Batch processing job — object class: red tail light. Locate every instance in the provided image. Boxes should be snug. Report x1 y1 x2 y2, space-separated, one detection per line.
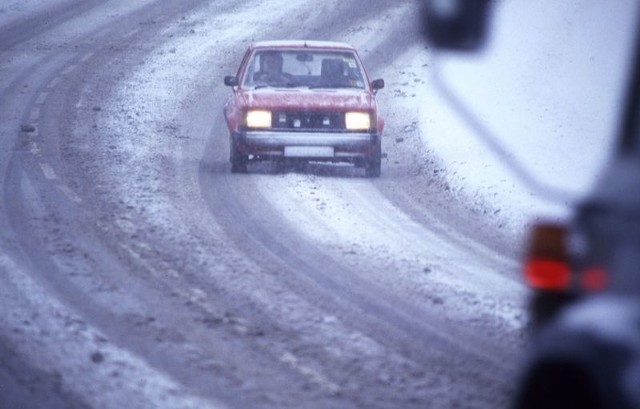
525 259 571 290
524 223 571 291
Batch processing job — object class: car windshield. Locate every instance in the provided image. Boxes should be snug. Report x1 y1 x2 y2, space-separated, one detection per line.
242 49 367 89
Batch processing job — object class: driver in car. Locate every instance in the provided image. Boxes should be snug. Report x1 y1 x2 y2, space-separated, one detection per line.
254 51 292 85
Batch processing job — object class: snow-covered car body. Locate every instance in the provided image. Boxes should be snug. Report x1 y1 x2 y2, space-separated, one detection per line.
223 40 385 176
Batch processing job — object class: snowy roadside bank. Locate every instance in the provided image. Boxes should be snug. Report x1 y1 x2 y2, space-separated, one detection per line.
417 0 638 236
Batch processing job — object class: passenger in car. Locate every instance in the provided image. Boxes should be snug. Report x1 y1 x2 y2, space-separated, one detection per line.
254 51 292 85
320 58 348 87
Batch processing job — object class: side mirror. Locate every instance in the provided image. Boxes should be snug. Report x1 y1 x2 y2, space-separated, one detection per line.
224 75 239 87
371 78 384 92
421 0 493 51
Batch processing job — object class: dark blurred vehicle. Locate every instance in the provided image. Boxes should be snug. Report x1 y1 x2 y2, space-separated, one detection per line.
223 40 385 176
421 1 640 408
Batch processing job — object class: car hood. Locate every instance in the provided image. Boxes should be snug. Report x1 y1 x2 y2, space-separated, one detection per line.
237 88 375 111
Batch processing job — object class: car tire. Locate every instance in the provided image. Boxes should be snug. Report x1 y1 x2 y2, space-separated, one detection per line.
230 139 248 173
365 141 382 178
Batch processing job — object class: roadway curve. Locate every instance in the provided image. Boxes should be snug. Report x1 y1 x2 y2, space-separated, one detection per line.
0 1 528 408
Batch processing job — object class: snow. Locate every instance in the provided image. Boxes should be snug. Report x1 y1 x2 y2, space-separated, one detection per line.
419 0 638 229
6 0 632 336
4 0 639 406
3 0 636 235
0 0 50 23
0 253 228 409
3 0 637 347
75 0 526 370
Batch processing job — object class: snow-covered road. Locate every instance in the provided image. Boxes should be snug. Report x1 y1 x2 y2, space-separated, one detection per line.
1 0 634 408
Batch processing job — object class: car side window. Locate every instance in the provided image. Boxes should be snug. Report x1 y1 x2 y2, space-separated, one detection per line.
243 56 259 86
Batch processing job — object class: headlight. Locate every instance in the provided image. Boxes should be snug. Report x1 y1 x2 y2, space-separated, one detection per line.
345 112 371 130
246 110 272 128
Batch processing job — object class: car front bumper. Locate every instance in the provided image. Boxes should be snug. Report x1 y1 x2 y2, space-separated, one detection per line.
235 130 379 159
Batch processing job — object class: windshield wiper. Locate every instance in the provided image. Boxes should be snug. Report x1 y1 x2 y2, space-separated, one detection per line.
308 84 362 90
254 82 300 90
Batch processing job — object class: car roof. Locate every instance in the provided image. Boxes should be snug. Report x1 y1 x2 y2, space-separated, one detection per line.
249 40 356 52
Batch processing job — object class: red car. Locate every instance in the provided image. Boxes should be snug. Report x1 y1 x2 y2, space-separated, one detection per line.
223 40 385 176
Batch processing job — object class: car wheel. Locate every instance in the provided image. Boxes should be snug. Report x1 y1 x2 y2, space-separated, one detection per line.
230 140 248 173
365 141 382 178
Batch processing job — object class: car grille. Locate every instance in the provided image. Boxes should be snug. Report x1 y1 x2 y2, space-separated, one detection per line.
272 111 346 131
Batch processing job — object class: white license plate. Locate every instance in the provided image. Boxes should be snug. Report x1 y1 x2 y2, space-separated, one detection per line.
284 146 334 158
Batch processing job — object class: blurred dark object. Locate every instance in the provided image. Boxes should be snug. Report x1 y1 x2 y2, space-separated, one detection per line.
420 1 640 407
517 11 640 408
513 296 640 409
421 0 493 51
